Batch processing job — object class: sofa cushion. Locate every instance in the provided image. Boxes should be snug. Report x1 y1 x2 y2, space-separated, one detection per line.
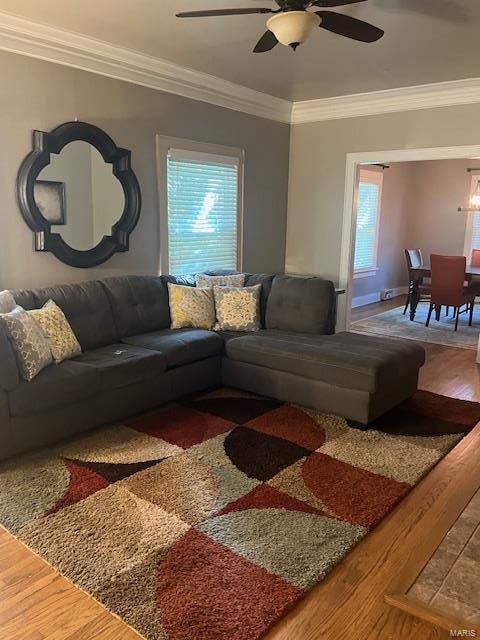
11 289 37 310
266 275 336 335
122 328 223 369
32 281 117 351
102 276 171 338
244 274 275 328
0 320 19 391
226 331 425 394
74 344 167 391
219 328 339 343
9 360 98 417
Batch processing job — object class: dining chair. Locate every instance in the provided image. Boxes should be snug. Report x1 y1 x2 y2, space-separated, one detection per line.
468 249 480 298
403 248 431 316
471 249 480 267
426 255 475 331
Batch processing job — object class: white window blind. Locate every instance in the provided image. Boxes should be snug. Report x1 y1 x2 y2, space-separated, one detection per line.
166 148 241 276
354 169 383 273
465 175 480 260
471 213 480 254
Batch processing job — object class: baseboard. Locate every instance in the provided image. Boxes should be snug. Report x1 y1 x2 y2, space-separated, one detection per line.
352 286 408 309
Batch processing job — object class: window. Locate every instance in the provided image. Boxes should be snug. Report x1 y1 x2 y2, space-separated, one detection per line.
464 174 480 261
354 169 383 277
157 136 243 276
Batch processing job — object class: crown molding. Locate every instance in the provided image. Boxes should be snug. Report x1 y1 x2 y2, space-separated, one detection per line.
291 77 480 124
0 11 292 124
2 10 480 126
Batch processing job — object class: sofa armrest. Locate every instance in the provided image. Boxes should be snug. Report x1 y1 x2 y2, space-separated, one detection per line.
265 275 337 335
0 321 20 391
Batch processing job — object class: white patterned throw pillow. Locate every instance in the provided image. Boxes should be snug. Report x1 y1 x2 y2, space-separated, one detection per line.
195 274 246 289
1 307 53 381
213 284 261 332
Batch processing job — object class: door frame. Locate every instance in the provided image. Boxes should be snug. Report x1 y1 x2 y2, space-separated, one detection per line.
340 144 480 330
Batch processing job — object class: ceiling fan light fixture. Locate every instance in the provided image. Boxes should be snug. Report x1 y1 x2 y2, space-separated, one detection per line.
266 10 320 48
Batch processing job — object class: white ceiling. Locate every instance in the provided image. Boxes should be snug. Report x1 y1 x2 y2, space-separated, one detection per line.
0 0 479 101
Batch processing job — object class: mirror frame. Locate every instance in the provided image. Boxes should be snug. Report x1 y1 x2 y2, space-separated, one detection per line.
17 121 141 268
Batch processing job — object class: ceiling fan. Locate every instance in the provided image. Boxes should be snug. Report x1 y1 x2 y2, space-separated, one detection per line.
176 0 384 53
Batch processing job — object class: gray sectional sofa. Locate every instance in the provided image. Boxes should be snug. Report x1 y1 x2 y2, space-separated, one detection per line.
0 272 425 461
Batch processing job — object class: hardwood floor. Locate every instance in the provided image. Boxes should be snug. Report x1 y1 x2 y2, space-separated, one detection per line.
352 296 480 402
1 299 479 640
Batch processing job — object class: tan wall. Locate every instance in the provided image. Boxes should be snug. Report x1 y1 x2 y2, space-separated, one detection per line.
286 104 480 325
352 162 413 299
352 158 473 300
407 159 471 260
41 141 95 250
0 51 290 290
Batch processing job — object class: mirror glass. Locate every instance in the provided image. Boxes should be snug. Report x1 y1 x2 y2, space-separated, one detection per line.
35 141 125 251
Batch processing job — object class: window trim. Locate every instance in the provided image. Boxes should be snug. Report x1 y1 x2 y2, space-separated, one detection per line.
463 173 480 261
353 168 383 279
156 134 244 275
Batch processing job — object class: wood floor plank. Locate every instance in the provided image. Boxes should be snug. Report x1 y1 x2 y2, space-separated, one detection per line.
0 531 141 640
265 419 480 640
384 595 476 634
352 297 480 402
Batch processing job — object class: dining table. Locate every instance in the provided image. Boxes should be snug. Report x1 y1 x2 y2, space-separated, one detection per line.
409 265 480 321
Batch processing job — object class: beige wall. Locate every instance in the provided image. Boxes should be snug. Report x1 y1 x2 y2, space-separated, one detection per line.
42 141 95 250
352 158 473 300
352 162 413 299
286 104 480 325
407 159 471 260
0 51 290 290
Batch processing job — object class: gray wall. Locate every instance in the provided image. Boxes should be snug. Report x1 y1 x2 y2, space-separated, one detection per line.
286 103 480 326
0 50 290 290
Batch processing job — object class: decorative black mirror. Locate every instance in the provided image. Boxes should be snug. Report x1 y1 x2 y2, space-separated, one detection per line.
17 121 141 268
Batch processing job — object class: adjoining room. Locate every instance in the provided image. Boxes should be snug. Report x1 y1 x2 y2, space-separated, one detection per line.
350 158 480 351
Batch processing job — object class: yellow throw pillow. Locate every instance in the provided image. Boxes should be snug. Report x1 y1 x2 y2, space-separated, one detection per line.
168 283 216 330
29 300 82 364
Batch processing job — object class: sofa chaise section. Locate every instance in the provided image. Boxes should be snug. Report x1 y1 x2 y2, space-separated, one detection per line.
223 331 425 424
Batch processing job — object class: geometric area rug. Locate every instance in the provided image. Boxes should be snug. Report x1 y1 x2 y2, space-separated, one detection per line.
0 389 478 640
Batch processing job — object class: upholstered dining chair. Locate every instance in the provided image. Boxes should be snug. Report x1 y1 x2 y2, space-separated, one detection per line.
426 255 475 331
468 249 480 297
403 248 431 316
471 249 480 267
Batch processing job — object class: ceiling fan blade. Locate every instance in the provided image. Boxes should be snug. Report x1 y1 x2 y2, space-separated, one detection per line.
316 10 384 42
312 0 367 7
177 8 273 18
253 30 279 53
